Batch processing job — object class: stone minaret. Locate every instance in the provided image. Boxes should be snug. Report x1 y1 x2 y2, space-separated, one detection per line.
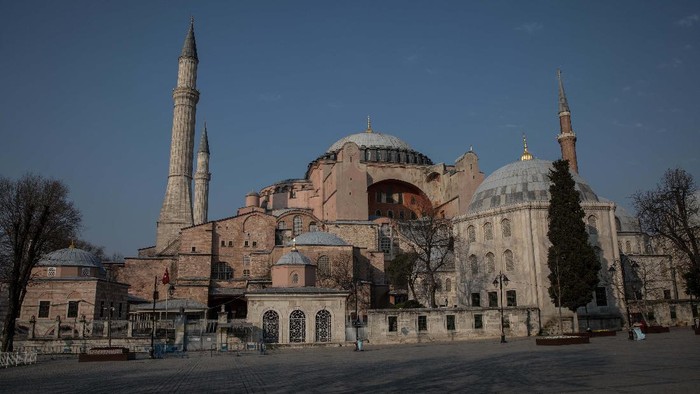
156 19 200 252
193 123 210 225
556 69 578 174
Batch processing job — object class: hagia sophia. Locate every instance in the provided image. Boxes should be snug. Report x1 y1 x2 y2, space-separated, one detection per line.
16 20 694 346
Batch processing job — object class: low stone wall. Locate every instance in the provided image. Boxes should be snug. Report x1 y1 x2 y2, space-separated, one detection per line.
367 307 540 344
13 338 161 355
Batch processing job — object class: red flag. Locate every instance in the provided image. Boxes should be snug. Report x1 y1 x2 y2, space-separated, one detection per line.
162 268 170 285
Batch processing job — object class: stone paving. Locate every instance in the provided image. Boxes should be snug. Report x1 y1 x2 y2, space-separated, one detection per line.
1 329 699 393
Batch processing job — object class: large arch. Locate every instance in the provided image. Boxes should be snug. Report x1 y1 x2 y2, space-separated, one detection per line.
368 179 432 219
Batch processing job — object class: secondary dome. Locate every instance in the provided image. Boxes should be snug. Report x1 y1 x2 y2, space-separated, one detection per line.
468 159 599 213
275 249 314 266
292 232 348 246
37 246 104 270
327 131 412 153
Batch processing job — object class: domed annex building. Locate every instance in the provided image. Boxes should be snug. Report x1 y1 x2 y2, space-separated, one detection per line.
19 245 129 338
107 21 692 345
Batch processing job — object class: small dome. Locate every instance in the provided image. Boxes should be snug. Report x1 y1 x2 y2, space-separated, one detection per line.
246 191 259 197
293 232 348 246
327 131 412 153
275 250 314 266
469 159 599 213
37 247 104 270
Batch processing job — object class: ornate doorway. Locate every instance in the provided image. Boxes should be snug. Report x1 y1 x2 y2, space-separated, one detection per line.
262 310 279 343
315 310 332 342
289 310 306 343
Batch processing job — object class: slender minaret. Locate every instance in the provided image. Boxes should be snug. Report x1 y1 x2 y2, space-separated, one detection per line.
156 19 200 252
556 69 579 174
193 123 210 225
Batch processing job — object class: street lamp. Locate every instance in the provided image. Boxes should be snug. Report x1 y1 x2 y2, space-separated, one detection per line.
493 271 509 343
150 276 159 359
104 306 115 348
353 280 371 351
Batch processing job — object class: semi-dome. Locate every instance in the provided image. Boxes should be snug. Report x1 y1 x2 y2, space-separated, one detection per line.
292 232 348 246
275 249 314 266
37 247 104 270
468 159 599 213
615 206 641 232
327 131 412 153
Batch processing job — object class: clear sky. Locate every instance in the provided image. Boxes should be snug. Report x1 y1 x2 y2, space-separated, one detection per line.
1 1 698 257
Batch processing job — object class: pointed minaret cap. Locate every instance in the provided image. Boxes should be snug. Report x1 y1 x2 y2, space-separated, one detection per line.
557 69 569 114
365 115 373 133
520 133 533 161
181 17 198 60
198 122 210 154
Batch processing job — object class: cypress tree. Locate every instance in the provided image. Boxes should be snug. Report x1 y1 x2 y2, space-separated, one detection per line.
547 160 600 331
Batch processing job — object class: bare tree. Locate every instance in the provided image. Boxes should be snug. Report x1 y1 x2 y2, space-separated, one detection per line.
0 174 81 351
396 208 453 308
633 168 699 297
386 252 419 301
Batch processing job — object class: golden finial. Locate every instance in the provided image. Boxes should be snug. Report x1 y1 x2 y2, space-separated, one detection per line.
469 145 473 152
520 133 533 161
366 115 372 133
69 239 75 249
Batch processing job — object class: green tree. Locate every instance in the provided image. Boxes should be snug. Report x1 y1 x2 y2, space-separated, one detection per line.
632 168 699 298
546 160 600 332
387 252 419 301
0 174 81 351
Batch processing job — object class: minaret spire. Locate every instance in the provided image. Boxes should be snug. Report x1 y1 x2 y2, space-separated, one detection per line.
556 69 579 174
194 122 211 225
156 19 201 252
520 133 533 161
366 115 372 133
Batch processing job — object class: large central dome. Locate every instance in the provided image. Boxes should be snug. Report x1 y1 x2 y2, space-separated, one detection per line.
327 131 412 153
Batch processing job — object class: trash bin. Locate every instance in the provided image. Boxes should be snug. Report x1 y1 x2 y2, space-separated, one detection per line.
356 339 363 351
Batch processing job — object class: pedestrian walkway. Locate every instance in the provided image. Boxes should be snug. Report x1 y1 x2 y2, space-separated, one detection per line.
1 329 699 392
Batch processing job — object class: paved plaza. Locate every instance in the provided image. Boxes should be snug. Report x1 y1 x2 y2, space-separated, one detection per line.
1 329 699 393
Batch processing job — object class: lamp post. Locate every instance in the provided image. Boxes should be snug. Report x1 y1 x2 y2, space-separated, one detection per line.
150 276 159 359
353 280 371 351
104 306 115 348
493 271 509 344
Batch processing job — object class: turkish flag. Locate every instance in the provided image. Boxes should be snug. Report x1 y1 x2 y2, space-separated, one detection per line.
162 268 170 285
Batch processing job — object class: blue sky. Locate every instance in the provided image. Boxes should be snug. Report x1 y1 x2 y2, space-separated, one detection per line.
1 1 698 257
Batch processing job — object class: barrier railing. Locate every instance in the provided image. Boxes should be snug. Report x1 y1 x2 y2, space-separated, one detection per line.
0 351 38 368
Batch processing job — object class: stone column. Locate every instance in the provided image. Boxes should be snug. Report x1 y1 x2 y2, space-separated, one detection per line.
29 316 36 339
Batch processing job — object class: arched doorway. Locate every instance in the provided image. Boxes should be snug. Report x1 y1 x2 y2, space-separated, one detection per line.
289 310 306 343
315 310 332 342
262 310 279 343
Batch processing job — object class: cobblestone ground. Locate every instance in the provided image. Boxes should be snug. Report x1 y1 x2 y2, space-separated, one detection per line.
2 328 699 393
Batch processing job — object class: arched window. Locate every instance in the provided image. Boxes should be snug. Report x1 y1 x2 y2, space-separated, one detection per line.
277 221 286 230
467 226 476 243
243 255 251 266
375 210 382 217
293 215 303 236
262 310 279 343
317 255 330 276
486 252 495 273
469 255 478 275
445 278 451 292
315 310 332 342
484 222 493 241
289 310 306 343
399 211 405 220
411 212 417 219
309 221 318 232
292 272 299 284
501 219 511 238
504 250 514 271
387 210 394 219
435 279 442 291
588 215 598 235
